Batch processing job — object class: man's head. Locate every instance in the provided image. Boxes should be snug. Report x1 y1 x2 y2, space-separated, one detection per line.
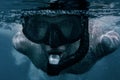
17 0 89 75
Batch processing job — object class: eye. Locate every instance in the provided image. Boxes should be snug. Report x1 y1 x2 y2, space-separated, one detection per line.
23 19 49 42
59 20 73 38
37 21 48 39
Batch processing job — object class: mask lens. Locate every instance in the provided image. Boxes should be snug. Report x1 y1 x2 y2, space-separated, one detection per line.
59 16 82 40
23 16 48 42
59 20 73 38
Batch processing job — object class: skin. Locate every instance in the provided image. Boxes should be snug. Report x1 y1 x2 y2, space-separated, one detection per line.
12 15 120 75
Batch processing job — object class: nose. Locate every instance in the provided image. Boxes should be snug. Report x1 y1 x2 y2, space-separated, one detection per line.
48 24 60 48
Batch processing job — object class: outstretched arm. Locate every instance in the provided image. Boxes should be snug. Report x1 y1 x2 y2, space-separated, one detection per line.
89 16 120 62
62 17 120 74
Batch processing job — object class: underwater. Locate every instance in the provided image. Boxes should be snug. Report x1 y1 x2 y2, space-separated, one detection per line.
0 0 120 80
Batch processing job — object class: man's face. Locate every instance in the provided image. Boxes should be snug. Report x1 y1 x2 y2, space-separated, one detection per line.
22 15 84 64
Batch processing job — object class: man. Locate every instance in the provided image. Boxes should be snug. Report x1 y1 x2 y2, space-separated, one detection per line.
12 0 120 76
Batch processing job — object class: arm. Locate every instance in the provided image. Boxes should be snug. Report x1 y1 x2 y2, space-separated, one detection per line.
61 17 120 74
12 31 48 71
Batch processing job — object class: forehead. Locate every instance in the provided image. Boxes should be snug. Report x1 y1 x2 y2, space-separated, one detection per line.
26 15 82 23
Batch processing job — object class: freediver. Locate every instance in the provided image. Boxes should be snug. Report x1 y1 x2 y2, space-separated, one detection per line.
13 0 120 76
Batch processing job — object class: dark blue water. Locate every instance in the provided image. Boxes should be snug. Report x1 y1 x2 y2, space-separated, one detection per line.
0 0 120 80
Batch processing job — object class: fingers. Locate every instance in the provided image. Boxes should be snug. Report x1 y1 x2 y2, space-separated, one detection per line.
99 31 120 53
